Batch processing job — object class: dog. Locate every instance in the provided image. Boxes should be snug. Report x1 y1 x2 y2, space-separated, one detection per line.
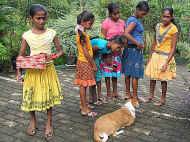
94 99 136 142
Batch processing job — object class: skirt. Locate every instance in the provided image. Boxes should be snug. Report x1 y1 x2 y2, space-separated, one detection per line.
122 46 144 78
74 60 96 87
100 55 122 78
145 52 176 81
21 63 63 112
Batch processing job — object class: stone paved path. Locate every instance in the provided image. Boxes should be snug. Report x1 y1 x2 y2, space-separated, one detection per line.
0 65 190 142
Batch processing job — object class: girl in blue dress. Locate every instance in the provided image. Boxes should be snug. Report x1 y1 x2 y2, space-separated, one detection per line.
122 1 149 107
90 35 126 104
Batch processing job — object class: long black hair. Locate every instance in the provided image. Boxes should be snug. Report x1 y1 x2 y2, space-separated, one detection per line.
109 35 126 46
77 11 95 44
136 1 149 13
107 3 119 15
77 10 95 25
29 4 47 17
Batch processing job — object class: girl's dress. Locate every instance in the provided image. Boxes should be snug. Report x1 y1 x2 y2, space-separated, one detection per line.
90 38 111 82
145 23 178 80
122 16 144 78
74 32 96 87
21 28 63 112
101 18 125 78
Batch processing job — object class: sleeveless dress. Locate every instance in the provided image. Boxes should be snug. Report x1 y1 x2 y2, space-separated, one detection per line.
21 28 63 112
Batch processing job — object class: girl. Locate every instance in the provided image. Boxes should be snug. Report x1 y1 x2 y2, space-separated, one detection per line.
17 4 63 139
74 11 97 117
90 35 126 104
101 3 125 100
122 1 149 107
145 8 178 106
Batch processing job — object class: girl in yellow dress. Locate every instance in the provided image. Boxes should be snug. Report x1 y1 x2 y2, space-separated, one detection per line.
17 4 63 139
145 8 178 106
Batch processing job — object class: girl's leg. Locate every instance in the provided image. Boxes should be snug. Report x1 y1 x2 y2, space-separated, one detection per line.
112 77 118 98
132 77 138 99
45 108 53 137
105 77 112 98
145 80 156 103
155 81 167 106
89 85 97 104
124 76 131 100
27 111 37 136
80 86 88 112
97 81 102 99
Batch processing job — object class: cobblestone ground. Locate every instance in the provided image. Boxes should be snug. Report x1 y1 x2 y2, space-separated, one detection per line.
0 65 190 142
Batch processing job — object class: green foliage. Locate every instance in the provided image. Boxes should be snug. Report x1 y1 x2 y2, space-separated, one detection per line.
0 0 190 70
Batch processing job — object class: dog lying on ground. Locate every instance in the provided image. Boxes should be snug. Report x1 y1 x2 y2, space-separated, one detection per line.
94 100 136 142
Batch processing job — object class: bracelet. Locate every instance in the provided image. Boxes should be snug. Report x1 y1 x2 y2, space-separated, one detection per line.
50 53 58 60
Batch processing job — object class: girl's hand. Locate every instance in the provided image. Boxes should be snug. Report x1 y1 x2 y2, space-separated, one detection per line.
161 63 168 72
16 69 21 81
137 43 144 49
92 64 97 72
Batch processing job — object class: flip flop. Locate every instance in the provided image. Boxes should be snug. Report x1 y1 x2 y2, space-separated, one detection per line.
153 101 165 106
81 111 97 117
144 96 154 103
94 101 102 105
26 127 37 136
44 128 53 141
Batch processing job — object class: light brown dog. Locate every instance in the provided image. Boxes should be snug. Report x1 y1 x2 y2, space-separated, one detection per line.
94 100 136 142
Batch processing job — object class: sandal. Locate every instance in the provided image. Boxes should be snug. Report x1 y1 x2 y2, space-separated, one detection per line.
153 101 165 106
94 101 102 105
81 111 97 117
98 97 108 104
144 96 154 103
44 127 53 141
26 127 37 136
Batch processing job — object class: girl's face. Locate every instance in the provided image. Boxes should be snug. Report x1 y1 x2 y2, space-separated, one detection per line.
162 10 173 26
110 42 122 52
31 10 47 30
110 8 120 22
136 10 148 19
82 19 94 30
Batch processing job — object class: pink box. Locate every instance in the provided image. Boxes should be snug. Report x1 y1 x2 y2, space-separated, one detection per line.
16 53 47 69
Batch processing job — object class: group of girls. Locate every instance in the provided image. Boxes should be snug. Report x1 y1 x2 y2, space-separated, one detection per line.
17 0 178 139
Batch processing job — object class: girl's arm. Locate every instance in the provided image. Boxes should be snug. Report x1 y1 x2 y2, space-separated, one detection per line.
124 23 144 48
81 41 97 71
19 38 27 56
166 33 178 64
101 28 107 38
161 33 178 72
17 38 27 81
53 36 64 58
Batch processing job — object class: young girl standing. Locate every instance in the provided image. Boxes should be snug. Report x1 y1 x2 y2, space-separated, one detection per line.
145 8 178 106
74 11 97 116
122 1 149 107
17 4 63 139
101 3 125 99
